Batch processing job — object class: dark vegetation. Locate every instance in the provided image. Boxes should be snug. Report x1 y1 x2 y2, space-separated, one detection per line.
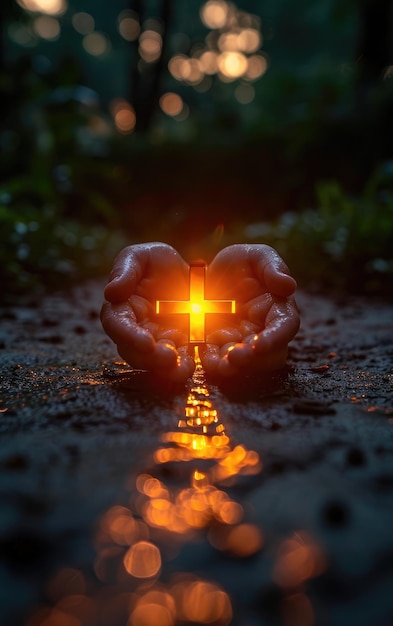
1 0 393 298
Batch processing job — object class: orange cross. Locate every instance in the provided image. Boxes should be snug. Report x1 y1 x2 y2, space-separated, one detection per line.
155 262 236 344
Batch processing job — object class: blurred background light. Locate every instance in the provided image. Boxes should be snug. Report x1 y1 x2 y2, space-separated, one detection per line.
16 0 67 16
33 16 60 40
82 32 110 57
72 11 95 35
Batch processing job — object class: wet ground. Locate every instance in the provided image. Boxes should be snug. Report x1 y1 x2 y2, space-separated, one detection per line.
0 281 393 626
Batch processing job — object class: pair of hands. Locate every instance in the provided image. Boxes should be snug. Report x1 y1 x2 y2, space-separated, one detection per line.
101 243 300 383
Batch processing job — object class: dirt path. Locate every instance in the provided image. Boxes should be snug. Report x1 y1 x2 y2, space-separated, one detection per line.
0 282 392 626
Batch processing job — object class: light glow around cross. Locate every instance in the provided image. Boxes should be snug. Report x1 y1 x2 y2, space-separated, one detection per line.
155 262 236 343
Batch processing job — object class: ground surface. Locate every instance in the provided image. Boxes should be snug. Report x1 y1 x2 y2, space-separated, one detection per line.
0 282 393 626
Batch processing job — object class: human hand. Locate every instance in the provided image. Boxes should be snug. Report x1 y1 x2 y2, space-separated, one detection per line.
200 244 300 377
101 242 195 382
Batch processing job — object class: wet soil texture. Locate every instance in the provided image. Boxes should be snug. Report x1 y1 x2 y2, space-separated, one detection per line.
0 281 393 626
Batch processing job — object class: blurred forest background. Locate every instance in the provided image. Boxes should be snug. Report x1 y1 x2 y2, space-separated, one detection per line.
1 0 393 297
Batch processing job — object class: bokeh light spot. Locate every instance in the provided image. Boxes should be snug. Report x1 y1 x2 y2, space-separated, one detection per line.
139 30 162 63
118 12 140 41
17 0 66 15
234 83 255 104
110 99 136 134
8 23 36 46
218 51 248 79
237 28 261 53
123 541 161 578
245 54 268 80
130 603 173 626
72 12 94 35
200 1 229 29
33 16 60 40
82 32 110 56
159 93 183 117
280 593 314 626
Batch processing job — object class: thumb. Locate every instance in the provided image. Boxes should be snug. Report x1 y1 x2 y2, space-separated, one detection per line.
254 246 297 297
263 262 297 297
104 247 141 303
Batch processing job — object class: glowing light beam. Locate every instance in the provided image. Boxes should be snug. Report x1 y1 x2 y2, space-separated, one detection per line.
156 262 236 344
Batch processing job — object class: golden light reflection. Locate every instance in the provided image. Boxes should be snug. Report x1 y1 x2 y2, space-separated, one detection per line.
28 348 266 626
273 532 327 589
123 541 161 579
156 262 235 344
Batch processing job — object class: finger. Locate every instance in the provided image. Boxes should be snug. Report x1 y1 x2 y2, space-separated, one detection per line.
104 242 188 303
199 343 221 376
104 245 144 303
217 353 239 377
154 341 180 368
247 292 273 326
253 245 297 297
162 345 195 383
206 326 243 346
200 343 239 377
226 342 255 368
252 296 300 354
101 301 155 353
156 327 189 346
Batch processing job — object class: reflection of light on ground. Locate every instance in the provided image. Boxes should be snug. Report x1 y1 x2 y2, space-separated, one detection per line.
27 349 326 625
124 541 162 579
273 531 327 589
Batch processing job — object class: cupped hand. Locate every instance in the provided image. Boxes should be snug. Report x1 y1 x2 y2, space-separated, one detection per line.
199 244 300 377
101 242 195 382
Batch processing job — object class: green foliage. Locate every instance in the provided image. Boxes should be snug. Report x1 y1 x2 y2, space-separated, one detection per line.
241 166 393 295
0 173 125 297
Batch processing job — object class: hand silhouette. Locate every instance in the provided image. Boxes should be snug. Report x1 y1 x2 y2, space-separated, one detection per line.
101 242 195 382
200 244 300 377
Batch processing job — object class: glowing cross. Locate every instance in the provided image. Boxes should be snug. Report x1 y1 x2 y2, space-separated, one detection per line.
155 262 236 344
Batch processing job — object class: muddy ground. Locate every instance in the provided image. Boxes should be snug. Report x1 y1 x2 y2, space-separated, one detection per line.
0 281 393 626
